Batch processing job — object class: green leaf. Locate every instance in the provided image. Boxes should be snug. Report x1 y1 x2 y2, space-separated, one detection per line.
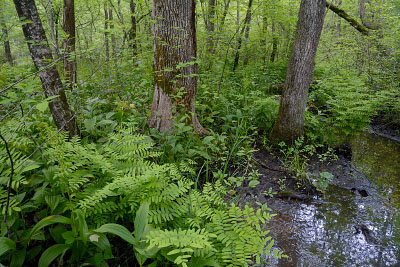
134 202 149 241
30 215 72 239
11 248 26 267
38 244 70 267
0 237 16 257
188 256 221 267
94 223 135 245
249 180 260 188
36 100 49 112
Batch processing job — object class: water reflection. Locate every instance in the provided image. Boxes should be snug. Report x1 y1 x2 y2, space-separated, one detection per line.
264 133 400 266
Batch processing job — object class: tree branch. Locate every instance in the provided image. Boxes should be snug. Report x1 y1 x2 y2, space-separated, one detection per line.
326 1 369 36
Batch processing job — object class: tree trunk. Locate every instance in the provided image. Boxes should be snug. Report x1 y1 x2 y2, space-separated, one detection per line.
0 21 13 66
206 0 216 54
13 0 78 137
270 21 278 62
129 0 137 58
104 3 110 61
62 0 77 89
219 0 231 31
271 0 325 143
149 0 208 135
360 0 381 30
233 0 253 71
109 7 116 57
40 0 59 57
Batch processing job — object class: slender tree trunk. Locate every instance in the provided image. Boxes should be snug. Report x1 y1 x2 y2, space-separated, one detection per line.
206 0 216 54
109 7 116 57
13 0 78 137
232 0 253 71
0 21 13 66
149 0 208 135
54 6 60 49
41 0 59 57
270 21 278 62
129 0 137 58
62 0 76 89
271 0 326 143
104 3 110 61
261 11 267 63
219 0 231 31
360 0 381 30
242 3 253 66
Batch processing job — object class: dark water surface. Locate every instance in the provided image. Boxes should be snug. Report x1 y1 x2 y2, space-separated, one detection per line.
264 132 400 267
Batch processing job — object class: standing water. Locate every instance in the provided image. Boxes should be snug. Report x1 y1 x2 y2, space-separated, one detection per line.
264 132 400 266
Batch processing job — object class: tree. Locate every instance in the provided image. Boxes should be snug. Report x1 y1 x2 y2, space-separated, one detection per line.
271 0 326 143
62 0 77 88
0 3 13 65
148 0 208 135
13 0 79 137
129 0 137 57
233 0 253 71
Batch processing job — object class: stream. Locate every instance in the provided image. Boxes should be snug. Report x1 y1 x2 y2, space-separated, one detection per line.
262 132 400 266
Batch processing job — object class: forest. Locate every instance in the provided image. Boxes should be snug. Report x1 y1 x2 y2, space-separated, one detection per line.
0 0 400 266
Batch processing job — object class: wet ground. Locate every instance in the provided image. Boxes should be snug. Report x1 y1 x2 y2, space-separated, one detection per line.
242 132 400 267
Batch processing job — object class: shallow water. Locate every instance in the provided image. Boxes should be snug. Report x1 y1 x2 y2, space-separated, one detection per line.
264 132 400 267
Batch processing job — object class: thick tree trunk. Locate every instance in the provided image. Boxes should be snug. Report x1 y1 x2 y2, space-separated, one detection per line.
1 21 13 66
149 0 208 135
104 3 110 61
271 0 325 143
62 0 77 89
129 0 137 58
233 0 253 71
13 0 78 137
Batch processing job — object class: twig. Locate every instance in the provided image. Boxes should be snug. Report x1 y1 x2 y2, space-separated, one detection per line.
0 132 14 239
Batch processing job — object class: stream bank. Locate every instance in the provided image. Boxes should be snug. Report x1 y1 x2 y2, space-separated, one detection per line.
240 132 400 266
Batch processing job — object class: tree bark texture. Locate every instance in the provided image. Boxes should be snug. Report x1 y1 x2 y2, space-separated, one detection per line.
62 0 77 89
271 0 326 143
149 0 208 135
0 21 13 65
326 1 369 35
13 0 78 137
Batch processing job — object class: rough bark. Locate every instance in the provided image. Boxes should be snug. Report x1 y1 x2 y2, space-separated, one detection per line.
271 0 326 143
232 0 253 71
149 0 208 135
62 0 77 89
104 3 110 61
0 21 13 66
129 0 137 57
359 0 381 30
326 1 369 36
13 0 78 137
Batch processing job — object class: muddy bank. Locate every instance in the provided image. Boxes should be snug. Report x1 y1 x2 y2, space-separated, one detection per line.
238 132 400 266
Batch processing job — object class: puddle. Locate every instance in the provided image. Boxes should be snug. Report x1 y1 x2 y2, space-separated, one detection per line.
263 132 400 266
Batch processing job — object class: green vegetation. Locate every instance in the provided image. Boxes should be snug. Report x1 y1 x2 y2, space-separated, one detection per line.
1 0 399 266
